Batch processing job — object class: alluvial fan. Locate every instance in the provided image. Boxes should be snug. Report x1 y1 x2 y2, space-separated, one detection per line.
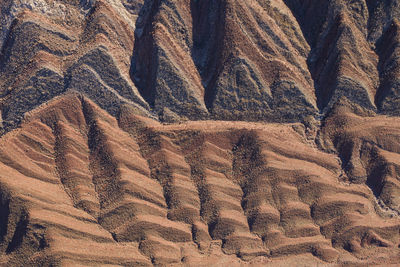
0 0 400 266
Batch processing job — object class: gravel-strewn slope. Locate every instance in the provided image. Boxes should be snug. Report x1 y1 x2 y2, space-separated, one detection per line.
0 1 400 266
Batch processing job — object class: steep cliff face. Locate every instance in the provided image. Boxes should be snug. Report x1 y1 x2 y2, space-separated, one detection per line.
1 0 400 125
131 0 317 121
0 0 400 266
0 0 150 133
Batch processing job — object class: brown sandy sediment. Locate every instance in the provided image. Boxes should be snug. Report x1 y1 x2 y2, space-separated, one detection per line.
0 0 400 266
0 93 398 265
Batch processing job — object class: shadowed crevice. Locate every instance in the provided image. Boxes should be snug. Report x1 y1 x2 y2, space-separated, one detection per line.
130 0 161 108
81 98 123 211
375 19 400 115
231 130 265 231
282 0 330 112
6 210 28 254
282 0 330 48
190 0 228 111
0 192 10 245
174 130 215 246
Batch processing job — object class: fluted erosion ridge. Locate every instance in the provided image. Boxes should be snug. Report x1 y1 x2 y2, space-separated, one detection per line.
1 0 400 127
0 0 400 266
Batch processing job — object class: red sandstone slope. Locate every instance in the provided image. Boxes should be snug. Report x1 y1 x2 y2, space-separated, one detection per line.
0 93 399 266
0 0 400 266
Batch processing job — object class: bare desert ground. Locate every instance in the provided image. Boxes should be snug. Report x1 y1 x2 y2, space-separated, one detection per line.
0 0 400 266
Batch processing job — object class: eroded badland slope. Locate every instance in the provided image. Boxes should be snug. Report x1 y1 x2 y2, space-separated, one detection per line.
0 0 400 266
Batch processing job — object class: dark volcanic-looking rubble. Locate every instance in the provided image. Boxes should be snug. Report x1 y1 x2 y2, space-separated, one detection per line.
0 0 400 266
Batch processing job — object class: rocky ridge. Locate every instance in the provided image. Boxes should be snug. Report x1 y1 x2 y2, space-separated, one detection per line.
0 0 400 266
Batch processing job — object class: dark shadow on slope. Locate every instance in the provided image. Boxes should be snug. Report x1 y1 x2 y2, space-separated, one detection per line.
232 130 265 232
283 0 330 48
364 144 386 199
0 192 10 244
190 0 228 111
283 0 330 111
0 19 18 73
375 20 400 115
129 0 161 108
6 210 28 254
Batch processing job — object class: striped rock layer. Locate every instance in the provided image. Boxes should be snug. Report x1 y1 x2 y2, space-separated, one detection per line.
0 0 400 266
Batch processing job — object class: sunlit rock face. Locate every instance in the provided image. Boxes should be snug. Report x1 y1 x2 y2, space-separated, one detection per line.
1 0 400 126
0 0 400 266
